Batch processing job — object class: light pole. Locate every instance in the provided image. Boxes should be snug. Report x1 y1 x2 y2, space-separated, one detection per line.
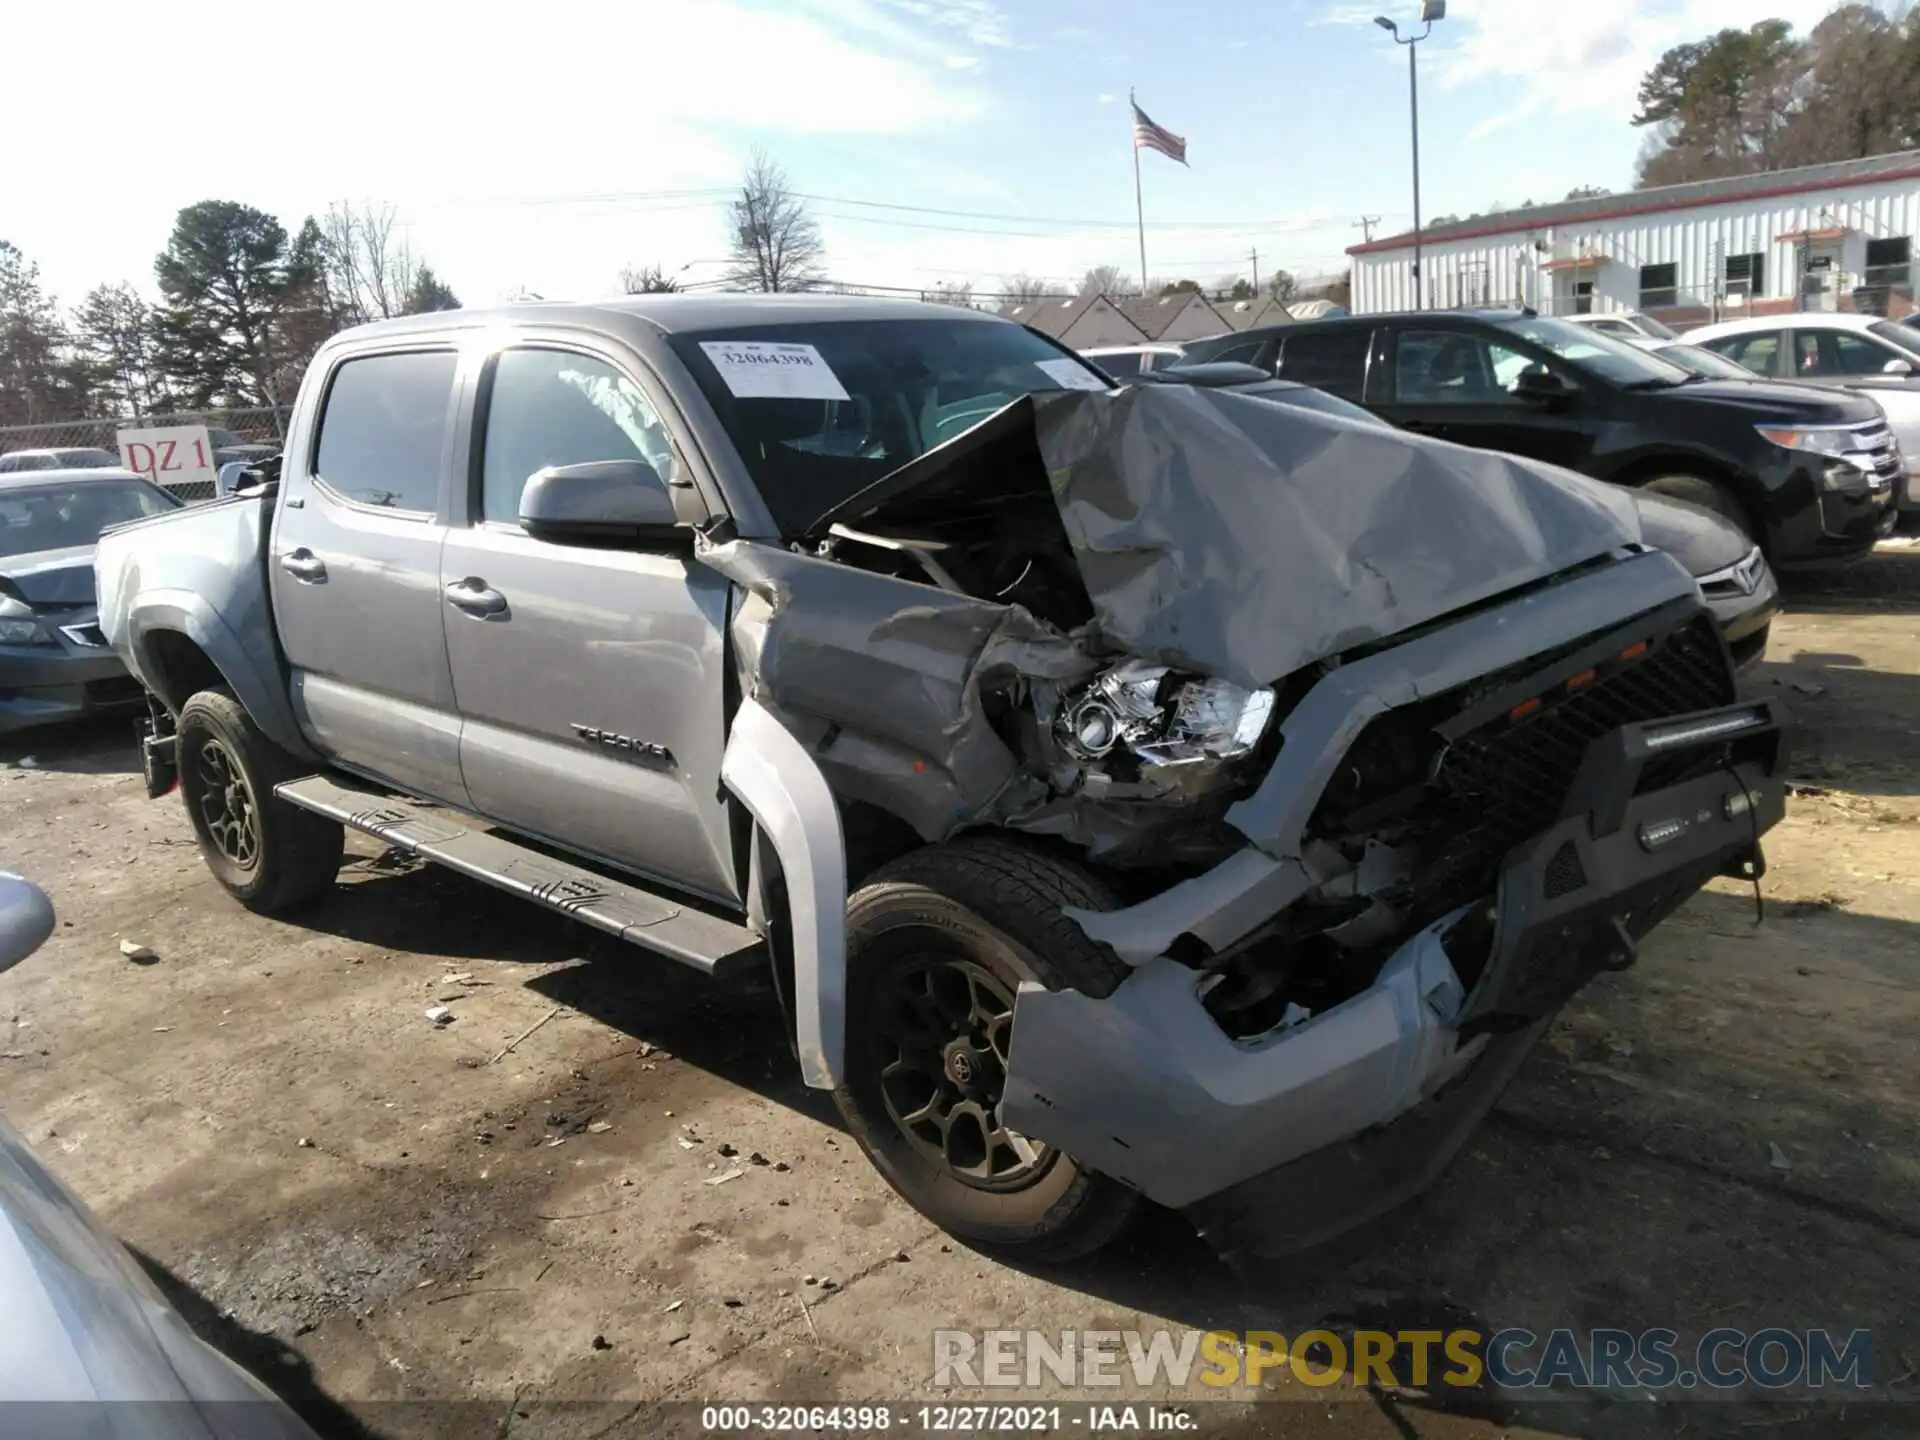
1376 1 1445 311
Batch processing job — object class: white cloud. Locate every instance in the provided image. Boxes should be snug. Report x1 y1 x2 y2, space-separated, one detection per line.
1430 0 1847 139
7 0 993 305
1097 92 1119 104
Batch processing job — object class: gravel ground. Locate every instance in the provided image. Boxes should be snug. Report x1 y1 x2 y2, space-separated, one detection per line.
1 554 1917 1440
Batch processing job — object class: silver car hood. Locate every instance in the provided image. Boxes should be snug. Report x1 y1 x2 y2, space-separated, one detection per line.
817 384 1643 689
0 1111 315 1435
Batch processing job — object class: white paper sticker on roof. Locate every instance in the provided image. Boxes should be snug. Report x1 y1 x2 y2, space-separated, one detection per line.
698 341 851 401
1035 358 1110 391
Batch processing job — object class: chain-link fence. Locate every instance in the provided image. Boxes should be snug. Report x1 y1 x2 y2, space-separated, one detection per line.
0 407 289 501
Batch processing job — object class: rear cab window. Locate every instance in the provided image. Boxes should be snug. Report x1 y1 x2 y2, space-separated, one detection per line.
1275 327 1373 401
312 350 459 513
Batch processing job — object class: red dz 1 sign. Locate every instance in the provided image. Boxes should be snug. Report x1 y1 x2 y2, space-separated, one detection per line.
116 425 218 494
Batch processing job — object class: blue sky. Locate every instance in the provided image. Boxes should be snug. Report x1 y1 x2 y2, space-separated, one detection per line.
6 0 1849 307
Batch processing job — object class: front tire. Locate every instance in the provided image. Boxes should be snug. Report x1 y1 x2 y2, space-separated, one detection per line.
1641 473 1757 544
176 689 343 915
833 836 1140 1262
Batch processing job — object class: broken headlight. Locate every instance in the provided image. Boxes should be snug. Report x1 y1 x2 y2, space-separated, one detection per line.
1059 660 1276 768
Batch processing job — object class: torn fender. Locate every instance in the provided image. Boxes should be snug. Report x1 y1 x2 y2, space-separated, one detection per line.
702 536 1096 841
720 697 847 1088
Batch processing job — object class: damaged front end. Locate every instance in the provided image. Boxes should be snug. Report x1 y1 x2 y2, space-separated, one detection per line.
706 383 1785 1257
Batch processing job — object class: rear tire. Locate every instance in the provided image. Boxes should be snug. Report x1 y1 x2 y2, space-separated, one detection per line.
176 689 343 915
1640 473 1757 544
833 836 1140 1262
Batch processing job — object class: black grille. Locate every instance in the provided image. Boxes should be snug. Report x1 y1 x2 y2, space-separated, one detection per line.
1316 615 1735 924
1542 841 1587 899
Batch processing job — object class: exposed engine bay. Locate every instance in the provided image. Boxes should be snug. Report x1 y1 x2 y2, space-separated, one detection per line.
717 383 1707 1046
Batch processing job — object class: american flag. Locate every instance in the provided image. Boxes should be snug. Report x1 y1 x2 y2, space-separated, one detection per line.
1131 99 1188 166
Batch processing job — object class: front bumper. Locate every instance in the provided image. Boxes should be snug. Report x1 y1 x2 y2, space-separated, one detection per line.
1769 459 1898 567
1703 567 1780 677
0 640 141 738
1002 702 1784 1257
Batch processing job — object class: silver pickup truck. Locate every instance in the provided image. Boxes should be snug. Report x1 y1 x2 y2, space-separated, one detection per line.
97 295 1785 1262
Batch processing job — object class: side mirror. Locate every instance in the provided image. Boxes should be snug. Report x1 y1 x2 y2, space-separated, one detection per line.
215 461 249 497
0 874 54 976
519 459 680 546
1883 357 1914 377
1513 364 1573 404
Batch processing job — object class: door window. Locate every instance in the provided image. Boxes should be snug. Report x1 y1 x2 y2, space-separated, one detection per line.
479 349 678 524
312 351 458 512
1275 329 1371 400
1706 332 1782 376
1393 330 1530 404
1793 329 1902 378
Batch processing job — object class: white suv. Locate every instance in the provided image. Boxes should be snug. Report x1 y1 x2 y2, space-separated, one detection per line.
1688 312 1920 523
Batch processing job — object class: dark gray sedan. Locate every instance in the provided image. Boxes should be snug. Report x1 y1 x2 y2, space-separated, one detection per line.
1141 363 1779 673
1 470 180 736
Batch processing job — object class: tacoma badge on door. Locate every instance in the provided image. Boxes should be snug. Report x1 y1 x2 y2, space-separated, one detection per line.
570 724 674 766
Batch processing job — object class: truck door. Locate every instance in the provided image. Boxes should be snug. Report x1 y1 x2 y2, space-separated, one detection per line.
438 340 739 907
270 344 472 806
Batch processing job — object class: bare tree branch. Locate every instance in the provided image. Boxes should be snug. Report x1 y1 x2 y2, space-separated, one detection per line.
723 150 825 293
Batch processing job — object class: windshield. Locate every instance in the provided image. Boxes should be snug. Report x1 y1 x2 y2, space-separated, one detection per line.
1868 321 1920 360
1495 315 1693 387
0 480 178 558
1628 314 1679 340
1656 344 1757 381
668 318 1111 536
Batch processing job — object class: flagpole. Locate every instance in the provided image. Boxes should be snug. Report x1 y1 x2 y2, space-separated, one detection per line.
1130 91 1148 293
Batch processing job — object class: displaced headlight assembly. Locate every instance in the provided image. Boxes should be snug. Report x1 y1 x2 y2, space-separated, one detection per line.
1754 424 1878 485
0 594 51 647
1058 660 1276 769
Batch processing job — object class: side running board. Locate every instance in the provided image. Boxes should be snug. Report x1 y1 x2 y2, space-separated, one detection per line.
277 774 764 979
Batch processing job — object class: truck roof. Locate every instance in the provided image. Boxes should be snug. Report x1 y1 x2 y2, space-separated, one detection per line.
338 293 1007 343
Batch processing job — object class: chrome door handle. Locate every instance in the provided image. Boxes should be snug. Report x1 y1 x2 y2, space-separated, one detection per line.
444 579 508 616
279 550 327 582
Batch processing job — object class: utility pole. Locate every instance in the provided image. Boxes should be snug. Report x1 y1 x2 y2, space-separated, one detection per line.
1356 215 1381 243
1376 2 1447 311
1250 248 1259 296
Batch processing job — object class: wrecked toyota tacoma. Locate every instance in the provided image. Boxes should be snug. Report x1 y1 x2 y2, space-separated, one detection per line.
95 297 1785 1262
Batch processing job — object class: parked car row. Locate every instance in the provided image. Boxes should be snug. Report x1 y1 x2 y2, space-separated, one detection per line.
1156 307 1902 565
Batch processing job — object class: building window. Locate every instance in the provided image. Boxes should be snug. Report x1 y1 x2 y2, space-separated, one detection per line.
1724 252 1765 301
1865 237 1913 290
1640 263 1678 309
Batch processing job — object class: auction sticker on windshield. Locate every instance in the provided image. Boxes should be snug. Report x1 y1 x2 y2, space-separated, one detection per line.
1034 358 1109 391
700 341 851 401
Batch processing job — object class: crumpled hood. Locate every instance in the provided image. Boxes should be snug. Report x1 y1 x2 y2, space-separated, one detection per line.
0 546 97 608
826 385 1641 689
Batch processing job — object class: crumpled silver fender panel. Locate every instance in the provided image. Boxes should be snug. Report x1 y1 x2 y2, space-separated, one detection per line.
721 697 848 1089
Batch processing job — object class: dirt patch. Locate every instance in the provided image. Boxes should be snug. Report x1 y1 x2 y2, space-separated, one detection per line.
2 564 1918 1438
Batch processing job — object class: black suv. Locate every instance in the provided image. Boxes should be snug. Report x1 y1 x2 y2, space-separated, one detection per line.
1184 309 1900 566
